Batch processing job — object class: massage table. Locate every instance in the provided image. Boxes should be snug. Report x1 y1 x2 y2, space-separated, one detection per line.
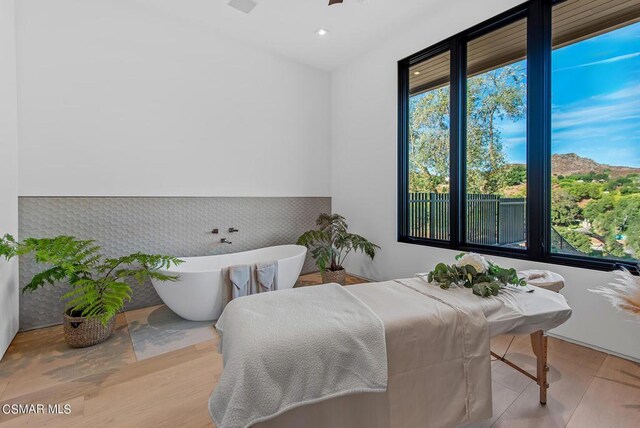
211 278 572 428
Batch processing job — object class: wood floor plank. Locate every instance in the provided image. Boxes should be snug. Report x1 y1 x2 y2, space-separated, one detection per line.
0 314 136 401
0 343 220 427
492 343 606 428
460 381 522 428
567 355 640 428
490 335 519 357
1 340 218 407
545 337 609 373
490 334 539 394
76 350 219 428
490 359 534 394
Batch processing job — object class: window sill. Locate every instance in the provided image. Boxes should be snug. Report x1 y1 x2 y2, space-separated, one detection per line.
398 236 639 274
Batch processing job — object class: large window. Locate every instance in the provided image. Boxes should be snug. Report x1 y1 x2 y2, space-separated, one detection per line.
398 0 640 271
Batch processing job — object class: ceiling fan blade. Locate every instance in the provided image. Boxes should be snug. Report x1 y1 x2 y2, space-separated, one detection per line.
329 0 343 5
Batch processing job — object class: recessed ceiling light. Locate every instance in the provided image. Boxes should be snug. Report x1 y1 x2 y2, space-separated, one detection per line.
414 71 421 75
316 28 329 36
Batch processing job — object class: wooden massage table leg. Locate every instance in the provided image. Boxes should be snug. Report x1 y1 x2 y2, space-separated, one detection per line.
491 330 549 405
532 330 549 405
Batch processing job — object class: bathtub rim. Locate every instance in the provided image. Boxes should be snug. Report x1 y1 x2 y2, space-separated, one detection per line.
163 244 307 275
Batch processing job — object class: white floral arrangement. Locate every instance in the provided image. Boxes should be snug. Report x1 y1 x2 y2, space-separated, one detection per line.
455 252 490 274
428 252 527 297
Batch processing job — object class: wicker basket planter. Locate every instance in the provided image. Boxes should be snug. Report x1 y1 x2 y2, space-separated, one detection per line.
321 268 346 285
63 312 115 348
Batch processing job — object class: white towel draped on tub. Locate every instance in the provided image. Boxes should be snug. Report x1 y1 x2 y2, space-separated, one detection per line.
223 265 251 309
256 261 277 292
209 284 388 428
229 265 251 299
222 262 279 309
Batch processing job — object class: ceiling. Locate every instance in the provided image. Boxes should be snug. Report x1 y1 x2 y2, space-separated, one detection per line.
133 0 454 71
409 0 640 95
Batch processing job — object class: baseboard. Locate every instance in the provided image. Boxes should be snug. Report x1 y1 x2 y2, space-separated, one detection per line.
548 332 640 364
346 272 377 283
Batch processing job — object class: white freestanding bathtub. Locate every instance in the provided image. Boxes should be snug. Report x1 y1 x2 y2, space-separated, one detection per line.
151 245 307 321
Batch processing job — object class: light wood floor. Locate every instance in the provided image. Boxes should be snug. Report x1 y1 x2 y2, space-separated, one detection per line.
0 273 638 427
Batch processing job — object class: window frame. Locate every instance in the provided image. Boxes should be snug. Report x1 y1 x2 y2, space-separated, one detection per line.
397 0 639 273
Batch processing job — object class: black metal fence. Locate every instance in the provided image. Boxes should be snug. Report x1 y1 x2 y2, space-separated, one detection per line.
408 192 526 245
408 192 449 240
551 227 584 256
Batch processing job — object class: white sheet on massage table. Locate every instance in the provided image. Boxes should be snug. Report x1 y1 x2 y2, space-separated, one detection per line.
251 281 571 428
479 283 572 336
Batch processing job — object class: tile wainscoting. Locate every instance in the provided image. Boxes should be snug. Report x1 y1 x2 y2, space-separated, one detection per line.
18 196 330 330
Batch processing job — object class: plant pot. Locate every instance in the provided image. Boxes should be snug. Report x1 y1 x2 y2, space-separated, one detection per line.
63 312 115 348
321 268 346 285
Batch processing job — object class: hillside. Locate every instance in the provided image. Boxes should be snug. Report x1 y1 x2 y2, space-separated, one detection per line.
552 153 640 178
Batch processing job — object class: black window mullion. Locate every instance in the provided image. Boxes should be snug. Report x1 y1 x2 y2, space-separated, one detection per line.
449 38 466 247
527 0 552 261
397 59 410 241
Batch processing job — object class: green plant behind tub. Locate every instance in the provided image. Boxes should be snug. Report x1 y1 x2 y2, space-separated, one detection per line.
296 213 380 272
15 235 183 325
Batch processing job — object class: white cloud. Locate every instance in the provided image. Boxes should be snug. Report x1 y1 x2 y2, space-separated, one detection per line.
552 99 640 129
554 52 640 72
597 84 640 100
580 52 640 67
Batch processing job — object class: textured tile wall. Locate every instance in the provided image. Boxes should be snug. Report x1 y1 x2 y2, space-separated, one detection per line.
18 197 330 331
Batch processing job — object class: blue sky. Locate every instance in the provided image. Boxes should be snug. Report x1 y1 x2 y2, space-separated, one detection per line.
501 22 640 167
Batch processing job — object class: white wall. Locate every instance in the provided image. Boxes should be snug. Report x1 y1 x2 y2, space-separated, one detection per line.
0 0 19 360
16 0 330 197
331 0 640 361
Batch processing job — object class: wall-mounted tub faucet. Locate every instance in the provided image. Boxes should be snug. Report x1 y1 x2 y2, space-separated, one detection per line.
221 238 232 244
228 227 239 233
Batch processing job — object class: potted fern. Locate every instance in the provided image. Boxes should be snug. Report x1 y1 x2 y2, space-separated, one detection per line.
1 234 182 348
296 214 380 285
